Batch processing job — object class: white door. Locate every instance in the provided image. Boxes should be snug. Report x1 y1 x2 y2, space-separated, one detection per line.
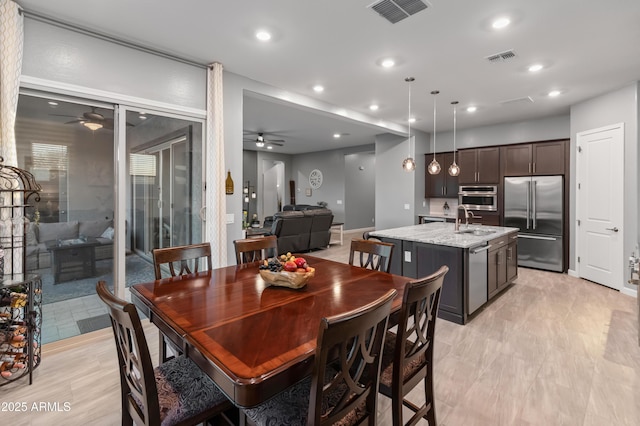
576 123 624 290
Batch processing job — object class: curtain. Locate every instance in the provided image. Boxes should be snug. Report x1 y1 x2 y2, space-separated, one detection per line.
0 0 22 166
0 0 23 275
206 62 227 266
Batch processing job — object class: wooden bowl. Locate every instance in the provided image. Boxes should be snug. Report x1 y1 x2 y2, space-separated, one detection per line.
259 268 315 289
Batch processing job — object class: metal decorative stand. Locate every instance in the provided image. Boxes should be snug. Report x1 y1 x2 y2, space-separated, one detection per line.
0 157 42 386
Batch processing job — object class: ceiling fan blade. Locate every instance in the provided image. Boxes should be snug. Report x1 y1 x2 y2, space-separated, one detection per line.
268 142 284 147
50 114 82 118
266 139 285 143
64 119 84 124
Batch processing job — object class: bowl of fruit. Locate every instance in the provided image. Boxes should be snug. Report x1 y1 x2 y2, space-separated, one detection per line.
258 253 315 289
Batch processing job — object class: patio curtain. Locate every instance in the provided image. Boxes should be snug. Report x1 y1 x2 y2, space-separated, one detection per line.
0 0 23 275
0 0 22 166
206 62 227 266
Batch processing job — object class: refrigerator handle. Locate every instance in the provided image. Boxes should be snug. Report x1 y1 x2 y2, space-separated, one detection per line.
526 180 531 229
532 180 537 229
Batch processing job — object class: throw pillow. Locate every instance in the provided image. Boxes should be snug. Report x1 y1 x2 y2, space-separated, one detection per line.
101 226 115 240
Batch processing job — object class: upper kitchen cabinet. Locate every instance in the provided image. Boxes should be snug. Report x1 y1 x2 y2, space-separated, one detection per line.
502 140 567 176
425 152 458 198
457 147 500 184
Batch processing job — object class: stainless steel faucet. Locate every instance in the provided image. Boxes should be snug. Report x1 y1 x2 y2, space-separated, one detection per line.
455 205 474 231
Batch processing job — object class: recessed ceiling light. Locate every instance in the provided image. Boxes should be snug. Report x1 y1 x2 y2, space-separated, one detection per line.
408 117 416 123
139 115 147 120
313 85 325 93
548 90 561 97
381 58 395 68
47 101 58 106
369 104 379 111
333 133 341 138
492 17 511 29
466 106 477 113
255 30 271 41
267 145 273 150
528 64 543 72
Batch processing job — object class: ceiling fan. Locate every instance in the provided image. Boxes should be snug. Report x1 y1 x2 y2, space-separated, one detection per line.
50 107 131 131
243 132 285 148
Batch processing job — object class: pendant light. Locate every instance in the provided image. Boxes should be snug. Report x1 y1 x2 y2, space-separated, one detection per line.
448 101 460 176
402 77 416 172
428 90 441 175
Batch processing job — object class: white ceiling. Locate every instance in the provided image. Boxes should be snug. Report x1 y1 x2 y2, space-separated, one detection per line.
17 0 640 154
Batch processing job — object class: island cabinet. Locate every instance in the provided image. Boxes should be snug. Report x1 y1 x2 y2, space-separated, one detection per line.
425 152 458 198
457 147 500 184
487 231 518 298
501 140 567 176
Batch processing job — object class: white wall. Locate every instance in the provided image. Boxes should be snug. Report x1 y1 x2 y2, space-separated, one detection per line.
22 19 206 110
570 83 639 288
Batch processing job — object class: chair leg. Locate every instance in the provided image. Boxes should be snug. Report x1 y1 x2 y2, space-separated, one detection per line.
391 388 404 426
424 375 436 426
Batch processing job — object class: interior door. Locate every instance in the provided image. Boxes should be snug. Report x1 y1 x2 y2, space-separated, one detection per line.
577 124 624 290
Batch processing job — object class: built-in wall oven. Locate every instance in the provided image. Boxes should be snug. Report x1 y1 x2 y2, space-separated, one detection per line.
458 185 498 212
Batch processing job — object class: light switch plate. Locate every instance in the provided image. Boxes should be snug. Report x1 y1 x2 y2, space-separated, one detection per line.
226 213 234 224
404 204 410 210
404 251 411 262
337 200 343 205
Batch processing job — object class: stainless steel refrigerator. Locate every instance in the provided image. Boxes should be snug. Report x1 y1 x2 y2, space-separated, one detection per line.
504 176 563 272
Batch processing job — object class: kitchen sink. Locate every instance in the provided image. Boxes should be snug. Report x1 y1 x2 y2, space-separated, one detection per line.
454 228 496 236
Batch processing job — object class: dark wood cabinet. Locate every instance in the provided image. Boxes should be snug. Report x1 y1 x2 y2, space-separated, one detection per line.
506 233 518 283
487 233 514 299
425 152 458 198
468 213 500 226
502 140 566 176
458 147 500 183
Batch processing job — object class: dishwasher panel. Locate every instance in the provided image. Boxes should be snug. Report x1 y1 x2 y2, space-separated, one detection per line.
468 243 489 315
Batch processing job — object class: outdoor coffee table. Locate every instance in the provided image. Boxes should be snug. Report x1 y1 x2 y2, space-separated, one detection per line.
45 237 101 284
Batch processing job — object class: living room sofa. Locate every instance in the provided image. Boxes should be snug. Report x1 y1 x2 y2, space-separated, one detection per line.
268 208 334 254
25 218 115 270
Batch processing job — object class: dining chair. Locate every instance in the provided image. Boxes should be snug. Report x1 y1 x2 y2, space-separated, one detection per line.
378 265 449 426
349 238 395 273
152 242 212 363
233 235 278 265
152 242 212 279
96 281 233 426
243 288 397 426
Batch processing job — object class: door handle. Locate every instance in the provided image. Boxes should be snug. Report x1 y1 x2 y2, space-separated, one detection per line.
606 227 619 232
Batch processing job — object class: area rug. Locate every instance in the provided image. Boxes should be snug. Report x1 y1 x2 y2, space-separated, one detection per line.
35 254 156 305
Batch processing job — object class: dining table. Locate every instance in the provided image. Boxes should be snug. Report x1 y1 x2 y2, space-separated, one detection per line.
129 254 409 408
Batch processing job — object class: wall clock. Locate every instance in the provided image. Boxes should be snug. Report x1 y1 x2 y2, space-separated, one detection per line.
309 169 323 189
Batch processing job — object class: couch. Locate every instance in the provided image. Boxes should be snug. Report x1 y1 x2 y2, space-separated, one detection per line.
268 208 333 254
25 219 115 270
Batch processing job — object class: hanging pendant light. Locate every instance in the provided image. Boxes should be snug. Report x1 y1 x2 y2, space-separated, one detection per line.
402 77 416 172
448 101 460 176
428 90 441 175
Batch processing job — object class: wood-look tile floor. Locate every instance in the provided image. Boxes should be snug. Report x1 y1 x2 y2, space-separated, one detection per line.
2 230 639 425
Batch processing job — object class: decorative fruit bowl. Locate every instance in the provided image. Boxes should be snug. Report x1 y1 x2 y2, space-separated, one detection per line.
258 254 315 289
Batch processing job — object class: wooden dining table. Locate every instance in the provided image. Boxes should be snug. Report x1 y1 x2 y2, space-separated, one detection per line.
129 254 409 408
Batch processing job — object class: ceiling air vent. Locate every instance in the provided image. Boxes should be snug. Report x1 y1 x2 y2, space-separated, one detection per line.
500 96 534 106
486 49 517 63
369 0 430 24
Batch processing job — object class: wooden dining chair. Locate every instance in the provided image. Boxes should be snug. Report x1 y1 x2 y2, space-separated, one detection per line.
96 281 233 426
152 242 212 279
233 235 278 265
243 289 397 426
349 238 395 273
152 242 212 363
378 265 449 426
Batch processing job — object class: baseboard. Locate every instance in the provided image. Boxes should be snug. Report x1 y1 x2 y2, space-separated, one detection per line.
344 226 374 235
621 286 638 298
567 269 578 277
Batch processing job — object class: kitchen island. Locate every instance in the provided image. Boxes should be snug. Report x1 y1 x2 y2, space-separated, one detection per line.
370 222 519 325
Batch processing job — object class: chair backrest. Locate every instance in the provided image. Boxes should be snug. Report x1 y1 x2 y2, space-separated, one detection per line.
308 289 396 426
233 235 278 265
96 281 159 426
152 242 212 279
393 265 448 393
349 238 395 273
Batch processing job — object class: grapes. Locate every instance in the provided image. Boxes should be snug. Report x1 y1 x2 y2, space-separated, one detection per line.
258 257 283 272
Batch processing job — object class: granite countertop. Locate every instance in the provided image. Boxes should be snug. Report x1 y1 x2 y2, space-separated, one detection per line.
369 222 519 249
